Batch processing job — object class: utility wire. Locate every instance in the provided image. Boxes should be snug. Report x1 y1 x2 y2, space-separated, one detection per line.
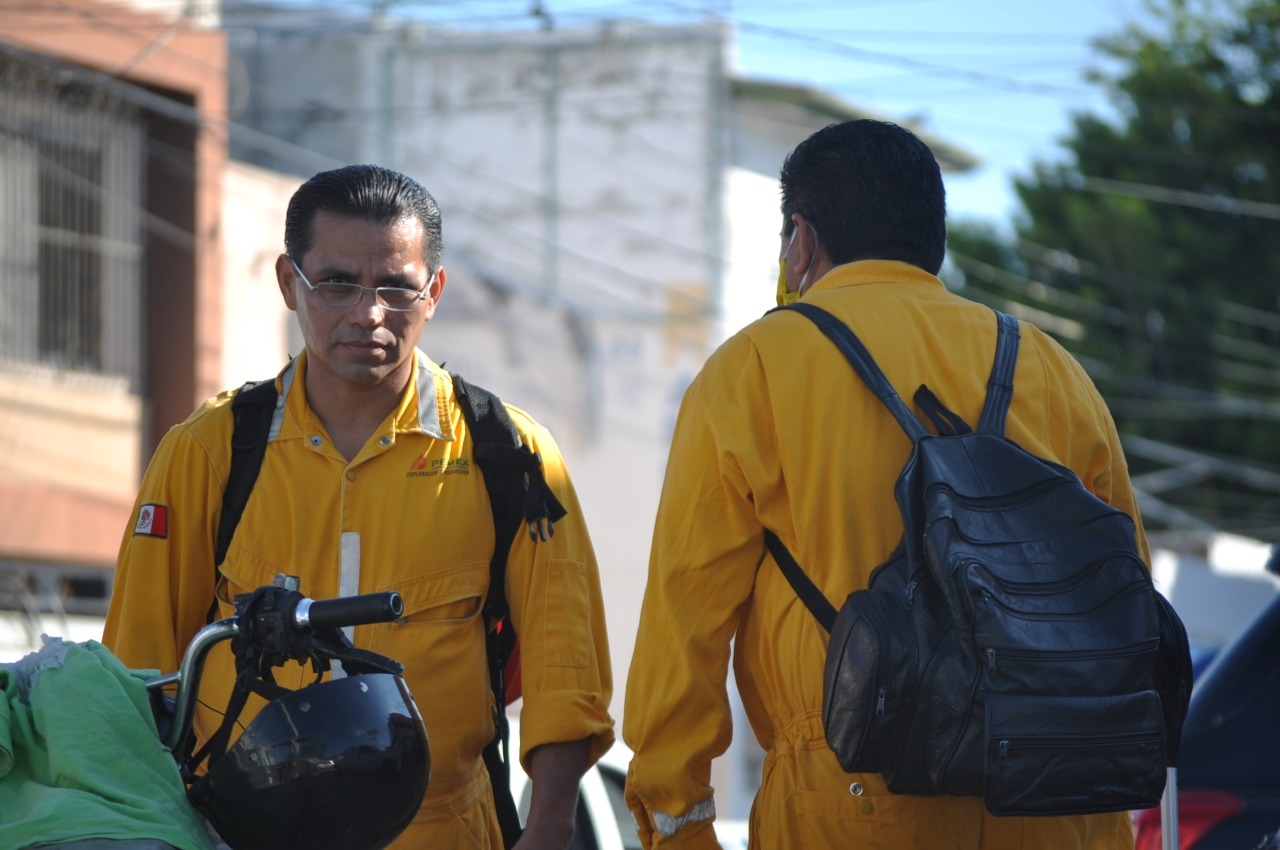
1068 174 1280 221
948 250 1280 386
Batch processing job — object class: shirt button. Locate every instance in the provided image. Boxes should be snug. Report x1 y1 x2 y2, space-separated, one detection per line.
379 436 392 446
859 800 874 815
345 470 356 481
309 435 322 447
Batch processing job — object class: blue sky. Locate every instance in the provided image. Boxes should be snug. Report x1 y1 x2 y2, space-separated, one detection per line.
717 0 1149 225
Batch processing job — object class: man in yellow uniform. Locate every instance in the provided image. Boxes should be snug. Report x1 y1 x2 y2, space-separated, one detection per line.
104 164 614 850
622 120 1145 848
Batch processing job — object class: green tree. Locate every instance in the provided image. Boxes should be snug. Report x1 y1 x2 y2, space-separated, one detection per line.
947 0 1280 535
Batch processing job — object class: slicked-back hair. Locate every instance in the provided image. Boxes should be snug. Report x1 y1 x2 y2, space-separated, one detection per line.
284 164 443 272
780 120 946 275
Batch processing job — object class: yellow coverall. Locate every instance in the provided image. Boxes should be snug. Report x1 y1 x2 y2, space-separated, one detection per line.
105 349 614 850
624 261 1144 849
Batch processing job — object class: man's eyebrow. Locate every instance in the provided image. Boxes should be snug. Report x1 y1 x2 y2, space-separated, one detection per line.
378 270 419 288
308 265 420 288
310 263 358 282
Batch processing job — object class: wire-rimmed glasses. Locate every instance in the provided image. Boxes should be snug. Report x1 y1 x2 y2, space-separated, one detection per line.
289 257 430 312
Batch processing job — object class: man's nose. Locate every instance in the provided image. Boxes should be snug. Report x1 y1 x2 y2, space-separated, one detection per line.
346 291 387 325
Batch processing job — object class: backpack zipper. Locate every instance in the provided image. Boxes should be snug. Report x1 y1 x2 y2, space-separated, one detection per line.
971 578 1151 620
982 636 1160 671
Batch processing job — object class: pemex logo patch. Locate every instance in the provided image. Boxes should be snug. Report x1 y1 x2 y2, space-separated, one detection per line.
134 504 169 538
406 455 470 478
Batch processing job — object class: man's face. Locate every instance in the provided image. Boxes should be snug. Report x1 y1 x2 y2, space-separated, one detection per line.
277 210 445 392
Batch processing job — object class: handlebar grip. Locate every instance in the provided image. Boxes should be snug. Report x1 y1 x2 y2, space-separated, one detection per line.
303 592 404 632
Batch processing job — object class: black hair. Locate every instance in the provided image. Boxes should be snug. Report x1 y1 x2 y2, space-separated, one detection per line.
779 120 946 275
284 164 443 271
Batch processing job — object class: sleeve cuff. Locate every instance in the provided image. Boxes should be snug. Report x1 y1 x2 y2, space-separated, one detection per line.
517 688 615 772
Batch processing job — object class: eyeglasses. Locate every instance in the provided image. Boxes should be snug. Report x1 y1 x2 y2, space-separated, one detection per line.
289 257 430 312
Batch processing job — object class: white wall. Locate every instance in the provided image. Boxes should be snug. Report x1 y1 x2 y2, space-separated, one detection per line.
220 160 300 387
722 166 785 339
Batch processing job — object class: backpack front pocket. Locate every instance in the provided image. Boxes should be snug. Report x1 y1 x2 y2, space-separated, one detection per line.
984 690 1166 816
824 588 918 773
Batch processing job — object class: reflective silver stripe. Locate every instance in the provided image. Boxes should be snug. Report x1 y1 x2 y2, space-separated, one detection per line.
414 349 445 439
332 531 361 679
653 797 715 838
269 360 296 442
338 531 360 609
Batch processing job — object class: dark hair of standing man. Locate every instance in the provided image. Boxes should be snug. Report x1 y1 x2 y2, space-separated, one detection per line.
779 120 947 275
284 164 444 272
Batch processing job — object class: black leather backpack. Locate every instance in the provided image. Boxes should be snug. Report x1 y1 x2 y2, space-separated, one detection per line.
766 303 1194 816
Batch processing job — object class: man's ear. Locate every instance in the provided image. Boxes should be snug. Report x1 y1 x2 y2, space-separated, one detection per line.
789 214 818 282
422 266 447 321
276 254 299 311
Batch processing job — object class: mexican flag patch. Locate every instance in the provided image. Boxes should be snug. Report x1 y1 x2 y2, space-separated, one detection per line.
134 504 169 538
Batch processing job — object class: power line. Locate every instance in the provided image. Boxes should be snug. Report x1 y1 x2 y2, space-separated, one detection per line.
948 248 1280 386
1123 434 1280 493
1012 240 1280 339
1069 174 1280 221
947 249 1280 404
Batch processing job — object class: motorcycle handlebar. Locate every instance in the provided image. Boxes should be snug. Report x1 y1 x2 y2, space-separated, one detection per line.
151 587 406 755
299 592 404 632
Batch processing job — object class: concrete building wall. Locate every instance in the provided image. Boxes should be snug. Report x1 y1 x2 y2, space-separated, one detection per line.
220 159 299 386
0 368 140 565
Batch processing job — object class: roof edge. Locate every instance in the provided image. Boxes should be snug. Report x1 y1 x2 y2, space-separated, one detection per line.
731 76 981 173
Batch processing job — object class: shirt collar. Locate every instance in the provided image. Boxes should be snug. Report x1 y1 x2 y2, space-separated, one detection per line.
278 348 449 442
806 259 946 296
405 348 449 440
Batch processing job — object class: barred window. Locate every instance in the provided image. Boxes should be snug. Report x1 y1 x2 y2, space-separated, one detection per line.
0 51 144 387
39 141 104 369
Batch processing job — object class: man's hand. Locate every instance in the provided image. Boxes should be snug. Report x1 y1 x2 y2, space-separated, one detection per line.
512 737 591 850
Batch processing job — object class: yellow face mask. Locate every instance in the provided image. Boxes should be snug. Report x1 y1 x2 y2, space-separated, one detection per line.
776 226 807 306
776 254 800 306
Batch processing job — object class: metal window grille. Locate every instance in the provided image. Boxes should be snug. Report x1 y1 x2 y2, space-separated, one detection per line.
0 51 145 387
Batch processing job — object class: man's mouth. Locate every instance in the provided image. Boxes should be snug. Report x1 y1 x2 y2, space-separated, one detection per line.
341 339 389 355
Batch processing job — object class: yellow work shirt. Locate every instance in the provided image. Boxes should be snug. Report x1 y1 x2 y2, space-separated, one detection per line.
624 261 1145 849
105 349 614 850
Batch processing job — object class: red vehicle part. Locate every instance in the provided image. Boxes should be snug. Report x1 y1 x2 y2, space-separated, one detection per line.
1133 791 1245 850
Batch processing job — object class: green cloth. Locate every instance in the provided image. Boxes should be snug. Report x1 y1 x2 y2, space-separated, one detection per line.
0 638 214 850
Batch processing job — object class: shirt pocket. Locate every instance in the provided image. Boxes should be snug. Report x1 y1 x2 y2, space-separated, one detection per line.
215 544 309 691
216 542 287 613
374 562 492 714
545 558 590 669
382 561 490 628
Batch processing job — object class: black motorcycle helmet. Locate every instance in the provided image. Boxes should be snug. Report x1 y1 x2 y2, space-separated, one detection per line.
188 672 430 850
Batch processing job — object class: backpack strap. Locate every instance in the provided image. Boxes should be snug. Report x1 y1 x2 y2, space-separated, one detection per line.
452 372 567 850
763 303 927 633
779 302 930 442
913 385 973 436
764 530 836 633
208 379 281 624
976 311 1020 435
216 379 280 567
